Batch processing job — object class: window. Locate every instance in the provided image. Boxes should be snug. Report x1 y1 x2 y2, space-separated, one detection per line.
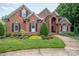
21 9 27 17
32 21 35 28
62 24 67 32
30 21 37 32
12 23 20 32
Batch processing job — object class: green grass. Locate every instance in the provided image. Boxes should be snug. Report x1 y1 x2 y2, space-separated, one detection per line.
0 37 65 53
61 32 79 40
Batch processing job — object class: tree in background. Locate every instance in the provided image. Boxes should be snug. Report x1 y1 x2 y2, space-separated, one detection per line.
40 22 49 36
1 15 8 22
56 3 79 33
0 22 5 36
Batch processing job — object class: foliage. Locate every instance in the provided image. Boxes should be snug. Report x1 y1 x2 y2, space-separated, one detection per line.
12 29 26 39
63 32 76 36
0 37 65 53
61 32 79 40
0 22 5 36
29 35 42 40
41 35 54 40
40 22 49 36
56 3 79 32
73 26 78 34
0 36 5 39
5 32 11 37
19 29 26 36
1 15 8 22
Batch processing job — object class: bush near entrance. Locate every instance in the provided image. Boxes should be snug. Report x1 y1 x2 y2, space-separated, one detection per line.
40 22 49 36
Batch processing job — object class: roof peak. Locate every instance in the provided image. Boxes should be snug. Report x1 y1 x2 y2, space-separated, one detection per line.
43 8 51 12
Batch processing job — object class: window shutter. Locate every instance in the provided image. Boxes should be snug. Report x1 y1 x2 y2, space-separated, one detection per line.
20 10 22 17
61 26 62 31
36 23 37 32
12 23 14 32
29 23 31 32
26 10 28 17
67 25 68 32
19 23 20 32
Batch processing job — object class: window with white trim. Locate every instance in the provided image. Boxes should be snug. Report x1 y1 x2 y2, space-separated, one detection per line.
30 21 36 32
22 9 27 17
12 23 20 32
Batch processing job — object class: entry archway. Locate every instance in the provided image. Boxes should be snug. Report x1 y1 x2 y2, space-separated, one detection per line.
51 17 56 32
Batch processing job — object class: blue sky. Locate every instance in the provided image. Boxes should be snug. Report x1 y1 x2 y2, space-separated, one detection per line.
0 3 59 18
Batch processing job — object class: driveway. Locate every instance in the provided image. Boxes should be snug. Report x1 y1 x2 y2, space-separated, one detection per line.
0 35 79 56
55 35 79 50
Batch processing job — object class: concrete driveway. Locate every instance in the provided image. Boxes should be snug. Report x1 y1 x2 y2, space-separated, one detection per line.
0 35 79 56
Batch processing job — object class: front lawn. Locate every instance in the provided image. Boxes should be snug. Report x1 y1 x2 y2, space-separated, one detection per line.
0 36 65 53
61 32 79 40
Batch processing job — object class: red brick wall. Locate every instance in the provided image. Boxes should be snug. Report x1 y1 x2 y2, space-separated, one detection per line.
6 10 26 33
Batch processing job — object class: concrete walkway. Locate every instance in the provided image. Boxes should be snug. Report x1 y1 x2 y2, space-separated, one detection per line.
0 35 79 56
54 35 79 50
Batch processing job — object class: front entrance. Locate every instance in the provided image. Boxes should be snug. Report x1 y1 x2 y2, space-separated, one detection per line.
51 17 56 33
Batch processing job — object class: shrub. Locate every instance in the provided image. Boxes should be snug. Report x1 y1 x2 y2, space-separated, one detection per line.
40 22 49 36
19 29 26 36
47 36 54 39
29 35 42 40
41 35 53 40
12 29 26 39
0 22 5 36
0 35 5 39
63 32 75 36
48 32 53 36
5 32 11 37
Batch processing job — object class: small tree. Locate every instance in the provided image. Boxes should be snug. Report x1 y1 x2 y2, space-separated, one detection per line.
40 22 49 36
74 26 78 34
0 22 5 36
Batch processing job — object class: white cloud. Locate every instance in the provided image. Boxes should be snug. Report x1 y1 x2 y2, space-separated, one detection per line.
1 6 9 10
1 6 13 10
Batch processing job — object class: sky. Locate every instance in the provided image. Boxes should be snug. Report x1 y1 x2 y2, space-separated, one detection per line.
0 3 59 18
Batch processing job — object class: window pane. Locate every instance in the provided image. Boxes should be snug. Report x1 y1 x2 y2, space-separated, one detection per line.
22 9 27 17
14 23 20 32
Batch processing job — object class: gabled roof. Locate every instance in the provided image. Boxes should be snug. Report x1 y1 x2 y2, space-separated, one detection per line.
38 8 51 19
60 16 71 24
51 10 59 16
7 5 33 18
24 12 43 20
64 17 71 24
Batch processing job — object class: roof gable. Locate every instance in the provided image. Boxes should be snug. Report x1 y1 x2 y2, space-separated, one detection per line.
25 12 43 20
7 5 33 18
60 17 71 24
51 11 59 16
38 8 51 19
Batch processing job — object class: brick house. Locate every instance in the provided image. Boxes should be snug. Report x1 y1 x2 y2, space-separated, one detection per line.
6 5 71 35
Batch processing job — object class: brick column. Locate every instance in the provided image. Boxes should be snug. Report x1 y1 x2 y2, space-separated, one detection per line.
68 24 71 32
